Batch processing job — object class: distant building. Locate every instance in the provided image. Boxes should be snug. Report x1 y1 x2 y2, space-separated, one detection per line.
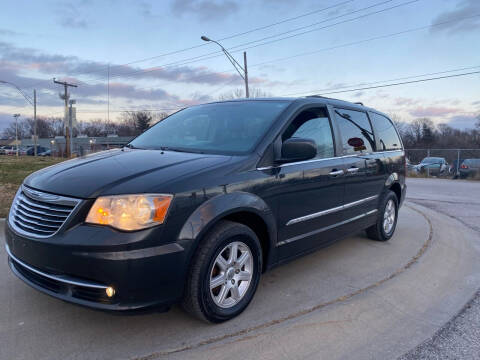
18 136 135 156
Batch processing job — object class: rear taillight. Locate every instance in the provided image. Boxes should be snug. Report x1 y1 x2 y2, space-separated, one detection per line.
461 164 468 169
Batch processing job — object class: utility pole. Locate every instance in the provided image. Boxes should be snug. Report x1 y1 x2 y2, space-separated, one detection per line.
243 51 249 98
69 99 76 156
53 78 77 157
107 63 110 123
13 113 20 157
33 89 37 156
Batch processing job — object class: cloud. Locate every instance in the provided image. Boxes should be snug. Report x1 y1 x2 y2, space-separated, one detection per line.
394 97 421 106
0 39 274 116
0 41 269 88
171 0 239 20
0 29 22 37
431 0 480 34
409 106 461 118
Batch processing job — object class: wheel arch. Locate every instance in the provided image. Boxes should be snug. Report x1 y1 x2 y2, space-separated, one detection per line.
384 172 402 204
389 182 402 204
178 191 277 272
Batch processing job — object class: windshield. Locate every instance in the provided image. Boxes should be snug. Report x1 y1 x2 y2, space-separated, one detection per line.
129 101 290 155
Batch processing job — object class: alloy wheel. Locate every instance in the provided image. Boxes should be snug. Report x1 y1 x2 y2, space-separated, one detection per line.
383 199 396 234
209 241 253 309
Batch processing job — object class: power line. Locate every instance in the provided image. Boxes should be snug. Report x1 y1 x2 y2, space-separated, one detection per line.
73 0 411 85
283 65 480 96
97 14 480 97
22 0 355 87
110 0 407 81
310 71 480 96
14 70 480 120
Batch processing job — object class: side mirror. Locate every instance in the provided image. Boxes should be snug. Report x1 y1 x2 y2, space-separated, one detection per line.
277 138 317 163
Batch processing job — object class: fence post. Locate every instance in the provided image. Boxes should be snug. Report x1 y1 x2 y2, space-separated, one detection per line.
457 149 460 178
427 148 430 177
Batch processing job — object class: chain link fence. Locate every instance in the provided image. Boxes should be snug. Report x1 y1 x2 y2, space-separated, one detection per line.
405 149 480 179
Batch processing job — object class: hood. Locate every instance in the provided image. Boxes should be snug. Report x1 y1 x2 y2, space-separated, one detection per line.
25 148 231 198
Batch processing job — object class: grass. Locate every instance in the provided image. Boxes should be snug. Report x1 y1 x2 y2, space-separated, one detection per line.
0 156 65 218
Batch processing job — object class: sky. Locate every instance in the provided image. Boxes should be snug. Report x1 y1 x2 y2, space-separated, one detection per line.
0 0 479 132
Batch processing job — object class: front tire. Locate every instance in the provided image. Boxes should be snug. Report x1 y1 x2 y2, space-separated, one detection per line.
366 191 399 241
182 220 262 323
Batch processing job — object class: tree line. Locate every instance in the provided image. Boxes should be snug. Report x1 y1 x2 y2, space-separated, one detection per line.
2 106 479 151
1 111 168 139
392 116 480 149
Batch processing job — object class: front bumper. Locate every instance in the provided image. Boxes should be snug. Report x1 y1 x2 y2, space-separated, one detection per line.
5 221 187 310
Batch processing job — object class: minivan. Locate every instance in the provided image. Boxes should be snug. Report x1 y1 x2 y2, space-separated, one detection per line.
5 97 406 322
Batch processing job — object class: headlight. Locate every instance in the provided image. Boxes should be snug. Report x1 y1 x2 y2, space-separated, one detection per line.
86 194 173 231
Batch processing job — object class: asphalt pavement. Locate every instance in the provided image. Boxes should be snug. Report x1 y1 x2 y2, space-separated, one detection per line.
0 178 479 360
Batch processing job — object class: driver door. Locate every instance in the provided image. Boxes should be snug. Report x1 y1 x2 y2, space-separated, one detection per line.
271 108 346 260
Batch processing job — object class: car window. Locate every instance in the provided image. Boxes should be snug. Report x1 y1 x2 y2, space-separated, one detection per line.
464 159 479 166
370 113 402 151
283 108 335 159
334 108 374 154
422 157 442 164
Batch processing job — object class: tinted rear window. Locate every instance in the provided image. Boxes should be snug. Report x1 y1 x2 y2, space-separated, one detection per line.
370 113 402 151
334 108 375 155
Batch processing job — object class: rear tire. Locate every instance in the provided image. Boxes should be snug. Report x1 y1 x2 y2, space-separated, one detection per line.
366 191 399 242
181 220 262 323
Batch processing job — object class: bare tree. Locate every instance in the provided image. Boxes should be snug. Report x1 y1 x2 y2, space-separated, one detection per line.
218 87 271 100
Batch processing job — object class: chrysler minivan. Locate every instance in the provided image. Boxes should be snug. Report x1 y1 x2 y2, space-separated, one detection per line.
5 96 406 322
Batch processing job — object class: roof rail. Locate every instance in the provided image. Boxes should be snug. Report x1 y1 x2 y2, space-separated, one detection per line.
354 102 364 106
306 95 327 98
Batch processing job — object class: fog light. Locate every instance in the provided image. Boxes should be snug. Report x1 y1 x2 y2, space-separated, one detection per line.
105 286 115 298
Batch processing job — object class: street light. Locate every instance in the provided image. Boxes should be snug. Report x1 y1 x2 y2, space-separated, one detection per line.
201 35 249 98
1 80 38 156
13 114 20 157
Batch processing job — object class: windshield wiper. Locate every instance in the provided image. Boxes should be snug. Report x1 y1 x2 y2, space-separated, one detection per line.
159 146 204 154
123 143 145 150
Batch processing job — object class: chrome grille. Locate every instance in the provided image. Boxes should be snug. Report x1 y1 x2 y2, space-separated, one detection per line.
9 186 80 238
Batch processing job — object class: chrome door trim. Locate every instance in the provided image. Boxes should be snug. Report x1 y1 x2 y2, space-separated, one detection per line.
256 155 356 171
255 150 404 171
286 195 378 226
278 209 378 247
6 244 108 290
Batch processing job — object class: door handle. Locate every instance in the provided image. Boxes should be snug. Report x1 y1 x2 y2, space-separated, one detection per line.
347 167 359 173
329 169 344 177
